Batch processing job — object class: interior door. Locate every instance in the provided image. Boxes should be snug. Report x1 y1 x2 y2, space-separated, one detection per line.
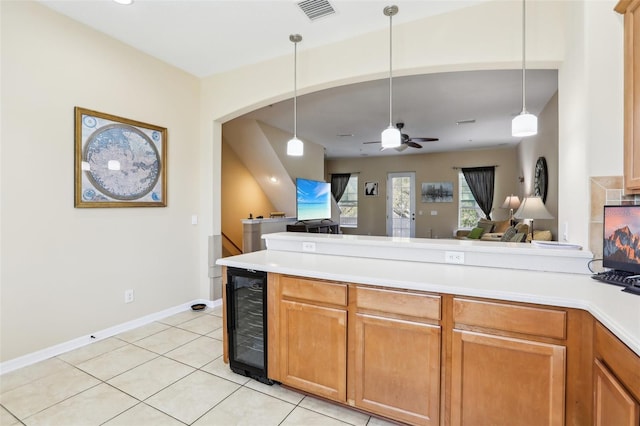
386 172 416 237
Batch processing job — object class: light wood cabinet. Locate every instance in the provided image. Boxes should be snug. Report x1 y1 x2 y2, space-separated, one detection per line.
594 359 640 426
594 321 640 426
350 286 441 425
450 298 567 425
273 276 348 402
616 0 640 193
263 274 640 426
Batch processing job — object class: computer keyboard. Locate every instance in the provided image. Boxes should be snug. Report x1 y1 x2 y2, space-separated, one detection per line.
591 270 637 286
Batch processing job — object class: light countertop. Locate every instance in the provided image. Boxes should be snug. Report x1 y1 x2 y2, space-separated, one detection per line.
217 249 640 356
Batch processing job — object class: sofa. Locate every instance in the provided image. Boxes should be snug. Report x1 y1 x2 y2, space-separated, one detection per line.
455 218 551 243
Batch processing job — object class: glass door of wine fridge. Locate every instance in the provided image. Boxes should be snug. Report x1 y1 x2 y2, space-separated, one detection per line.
226 267 272 384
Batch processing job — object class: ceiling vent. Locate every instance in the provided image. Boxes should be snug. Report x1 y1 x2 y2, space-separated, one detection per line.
297 0 336 21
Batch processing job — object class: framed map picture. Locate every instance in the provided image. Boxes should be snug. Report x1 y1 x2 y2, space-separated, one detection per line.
74 107 167 208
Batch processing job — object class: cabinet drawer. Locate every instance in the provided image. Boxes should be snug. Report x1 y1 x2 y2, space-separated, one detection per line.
280 276 347 306
453 298 566 339
354 286 440 321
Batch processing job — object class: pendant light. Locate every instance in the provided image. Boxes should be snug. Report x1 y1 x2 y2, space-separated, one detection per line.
381 5 401 149
287 34 304 156
512 0 537 137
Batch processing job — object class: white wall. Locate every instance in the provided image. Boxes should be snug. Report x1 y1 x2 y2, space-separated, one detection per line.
1 2 202 362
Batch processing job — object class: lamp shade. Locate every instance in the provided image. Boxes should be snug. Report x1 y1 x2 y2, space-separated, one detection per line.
512 112 538 137
514 196 553 220
286 137 303 156
381 126 401 148
501 194 521 210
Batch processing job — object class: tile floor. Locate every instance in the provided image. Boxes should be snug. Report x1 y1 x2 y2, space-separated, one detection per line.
0 306 397 426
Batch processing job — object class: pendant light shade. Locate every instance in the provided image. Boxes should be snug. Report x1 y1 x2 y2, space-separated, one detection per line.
512 0 537 138
512 112 538 137
287 34 304 156
381 5 401 149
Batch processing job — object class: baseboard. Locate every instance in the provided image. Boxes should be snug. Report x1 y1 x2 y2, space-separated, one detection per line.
0 298 222 375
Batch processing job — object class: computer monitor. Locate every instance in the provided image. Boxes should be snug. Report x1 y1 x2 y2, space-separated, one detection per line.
602 205 640 274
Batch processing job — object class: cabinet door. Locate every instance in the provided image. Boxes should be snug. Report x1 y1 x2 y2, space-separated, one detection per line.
594 359 640 426
279 299 347 402
618 0 640 192
353 313 440 425
451 330 566 426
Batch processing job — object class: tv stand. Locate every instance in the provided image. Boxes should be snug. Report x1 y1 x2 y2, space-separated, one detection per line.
287 220 339 234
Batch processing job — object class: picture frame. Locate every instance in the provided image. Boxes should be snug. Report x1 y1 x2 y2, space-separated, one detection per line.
74 107 167 208
364 181 379 197
421 181 453 203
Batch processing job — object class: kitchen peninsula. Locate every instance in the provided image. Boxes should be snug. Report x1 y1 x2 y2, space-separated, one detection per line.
217 233 640 425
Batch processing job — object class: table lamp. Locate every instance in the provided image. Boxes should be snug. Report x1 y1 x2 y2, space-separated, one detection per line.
513 196 553 241
501 194 521 226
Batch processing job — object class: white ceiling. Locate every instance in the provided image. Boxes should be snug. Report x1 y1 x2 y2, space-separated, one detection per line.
39 0 559 159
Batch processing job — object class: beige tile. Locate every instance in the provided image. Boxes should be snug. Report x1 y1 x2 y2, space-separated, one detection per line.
210 304 223 317
176 315 223 335
193 386 294 426
77 344 157 381
0 357 74 393
590 178 606 222
200 356 250 385
57 337 128 365
208 327 223 341
244 380 305 405
0 367 100 419
367 415 402 426
104 402 185 426
300 395 370 426
164 336 222 368
116 321 170 343
145 370 240 424
282 406 355 425
0 405 21 426
135 326 200 355
159 310 206 326
591 176 623 190
24 383 137 426
107 356 194 400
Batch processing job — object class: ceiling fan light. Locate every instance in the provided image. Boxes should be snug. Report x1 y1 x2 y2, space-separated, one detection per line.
287 137 304 156
512 112 537 137
381 126 401 148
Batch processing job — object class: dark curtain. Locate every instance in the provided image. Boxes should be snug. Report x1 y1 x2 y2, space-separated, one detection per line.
330 173 351 202
462 166 495 220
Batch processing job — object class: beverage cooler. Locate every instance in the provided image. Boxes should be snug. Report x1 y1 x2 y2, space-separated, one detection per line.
226 267 272 384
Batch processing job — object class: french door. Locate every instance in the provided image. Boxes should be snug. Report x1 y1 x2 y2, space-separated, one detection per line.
386 172 416 237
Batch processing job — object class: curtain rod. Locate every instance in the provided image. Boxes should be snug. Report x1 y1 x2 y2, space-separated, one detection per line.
452 165 499 170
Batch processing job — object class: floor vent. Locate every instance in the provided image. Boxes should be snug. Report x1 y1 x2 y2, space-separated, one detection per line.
297 0 336 21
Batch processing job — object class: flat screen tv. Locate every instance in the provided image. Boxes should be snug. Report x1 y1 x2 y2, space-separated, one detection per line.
603 205 640 274
296 178 331 221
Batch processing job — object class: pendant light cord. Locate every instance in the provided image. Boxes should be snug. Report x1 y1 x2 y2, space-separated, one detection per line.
293 38 298 138
521 0 527 114
388 10 393 127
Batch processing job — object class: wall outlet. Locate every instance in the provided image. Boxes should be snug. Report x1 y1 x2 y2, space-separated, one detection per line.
302 242 316 252
124 289 134 303
445 251 465 264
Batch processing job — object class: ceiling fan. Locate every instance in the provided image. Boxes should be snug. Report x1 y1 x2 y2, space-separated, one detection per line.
363 122 439 151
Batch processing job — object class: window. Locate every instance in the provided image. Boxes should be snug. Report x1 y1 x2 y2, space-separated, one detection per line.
458 172 482 228
338 175 358 227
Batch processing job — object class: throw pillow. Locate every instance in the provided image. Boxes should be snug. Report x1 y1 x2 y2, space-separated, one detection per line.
510 232 526 243
500 226 517 242
467 227 485 239
477 219 495 233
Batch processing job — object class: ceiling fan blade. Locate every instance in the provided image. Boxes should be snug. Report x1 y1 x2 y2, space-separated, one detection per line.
363 141 381 145
406 141 423 149
394 144 408 152
410 137 439 142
